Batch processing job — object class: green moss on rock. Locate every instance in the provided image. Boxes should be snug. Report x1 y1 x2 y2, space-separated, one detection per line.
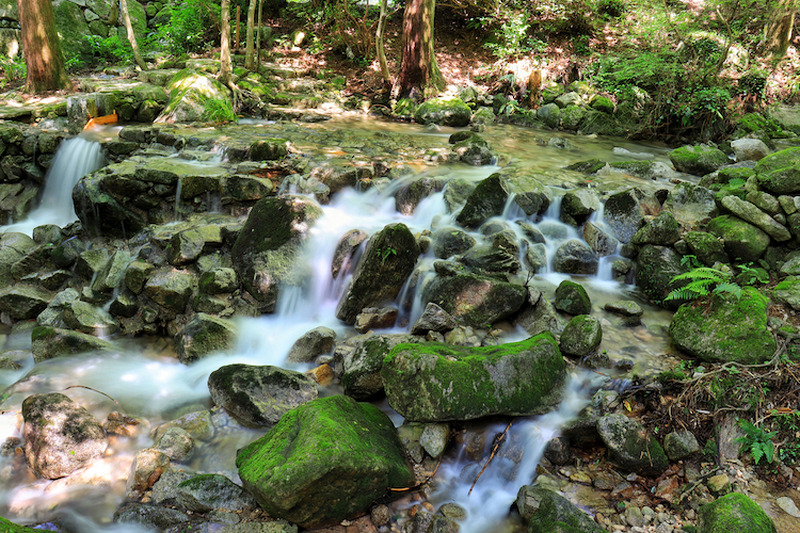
698 493 776 533
669 287 776 364
381 333 567 421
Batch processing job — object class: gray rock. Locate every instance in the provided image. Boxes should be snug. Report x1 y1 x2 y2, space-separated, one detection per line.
720 195 791 241
559 315 602 357
113 502 191 530
207 364 318 428
62 300 119 335
583 222 618 256
603 188 650 243
354 306 398 333
456 174 510 229
22 393 108 479
331 229 368 279
144 268 195 312
731 138 770 161
432 226 476 258
663 430 700 461
631 211 681 246
664 182 717 230
155 427 195 462
175 474 258 513
30 326 116 362
126 448 170 500
286 326 336 363
597 413 667 476
0 285 51 319
552 240 599 275
423 273 526 327
560 188 600 226
411 302 459 335
341 334 417 400
174 313 237 363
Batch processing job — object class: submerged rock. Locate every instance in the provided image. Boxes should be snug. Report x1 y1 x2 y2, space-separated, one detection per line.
236 395 414 528
22 393 108 479
208 364 318 428
381 333 567 421
669 287 776 364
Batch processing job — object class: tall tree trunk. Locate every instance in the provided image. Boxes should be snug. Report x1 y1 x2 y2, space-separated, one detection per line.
235 5 241 49
219 0 233 85
245 0 257 70
764 0 797 59
397 0 443 99
376 0 390 86
16 0 71 93
120 0 147 70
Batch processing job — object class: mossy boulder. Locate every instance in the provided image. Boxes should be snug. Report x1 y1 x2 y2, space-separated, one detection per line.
697 493 776 533
208 364 318 428
144 268 196 313
669 144 730 176
341 334 417 400
175 473 259 513
554 280 591 315
707 215 770 262
336 223 420 324
664 182 717 229
236 395 414 529
381 333 567 421
559 315 602 357
156 69 235 124
774 276 800 310
0 517 38 532
552 240 598 275
456 173 510 228
631 211 680 246
414 97 471 127
755 147 800 194
597 413 668 476
669 287 776 364
684 231 729 266
231 195 323 310
423 273 526 327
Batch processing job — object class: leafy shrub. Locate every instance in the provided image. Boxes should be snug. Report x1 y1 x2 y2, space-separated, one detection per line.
85 34 136 66
0 55 26 86
152 0 220 55
736 419 776 465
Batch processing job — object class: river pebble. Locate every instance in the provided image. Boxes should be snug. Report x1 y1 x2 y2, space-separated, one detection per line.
777 496 800 517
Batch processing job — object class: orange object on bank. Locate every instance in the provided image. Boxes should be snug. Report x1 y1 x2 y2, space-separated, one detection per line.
84 111 118 130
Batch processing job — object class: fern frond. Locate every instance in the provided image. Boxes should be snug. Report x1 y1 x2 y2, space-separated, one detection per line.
671 267 729 282
664 288 700 302
713 283 743 300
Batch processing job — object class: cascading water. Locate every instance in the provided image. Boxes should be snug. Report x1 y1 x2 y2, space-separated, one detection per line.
2 133 106 235
0 118 679 532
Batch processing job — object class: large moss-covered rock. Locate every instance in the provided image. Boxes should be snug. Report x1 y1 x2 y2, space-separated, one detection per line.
635 245 688 309
684 231 729 266
698 493 776 533
156 69 235 123
423 273 526 327
456 173 510 229
774 276 800 310
669 144 729 176
521 486 608 533
336 223 419 324
0 517 38 532
707 215 770 262
381 334 567 421
414 97 471 127
631 211 681 246
597 413 668 476
755 147 800 194
236 395 414 528
560 188 600 226
670 287 776 364
231 195 322 310
208 364 318 428
22 392 108 479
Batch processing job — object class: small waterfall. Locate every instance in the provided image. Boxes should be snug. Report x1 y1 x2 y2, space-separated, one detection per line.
431 372 601 533
2 136 105 235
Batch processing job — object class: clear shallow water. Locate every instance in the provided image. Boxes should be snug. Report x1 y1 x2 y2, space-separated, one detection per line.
0 118 677 531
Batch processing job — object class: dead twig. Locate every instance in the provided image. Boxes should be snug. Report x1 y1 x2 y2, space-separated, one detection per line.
468 418 515 495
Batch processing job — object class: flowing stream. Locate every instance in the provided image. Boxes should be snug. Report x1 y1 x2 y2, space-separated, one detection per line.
0 119 678 532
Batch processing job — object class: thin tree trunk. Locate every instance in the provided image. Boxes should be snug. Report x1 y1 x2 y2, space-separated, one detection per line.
219 0 233 85
376 0 390 86
16 0 71 93
235 5 241 49
120 0 147 70
397 0 443 99
256 0 264 70
245 0 257 70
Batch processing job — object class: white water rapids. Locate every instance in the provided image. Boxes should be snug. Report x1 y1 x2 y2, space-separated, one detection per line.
0 122 676 532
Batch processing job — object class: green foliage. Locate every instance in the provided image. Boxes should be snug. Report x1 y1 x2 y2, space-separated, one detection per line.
736 262 769 286
773 410 800 464
596 0 627 18
736 419 777 465
0 55 26 87
657 360 694 383
202 98 237 124
376 246 397 265
664 266 741 302
152 0 220 55
84 34 136 66
483 15 532 60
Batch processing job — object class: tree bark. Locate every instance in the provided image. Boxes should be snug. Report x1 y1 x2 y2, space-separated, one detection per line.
16 0 71 93
376 0 390 86
120 0 147 70
764 0 797 59
245 0 257 70
397 0 443 99
256 0 264 69
219 0 233 85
